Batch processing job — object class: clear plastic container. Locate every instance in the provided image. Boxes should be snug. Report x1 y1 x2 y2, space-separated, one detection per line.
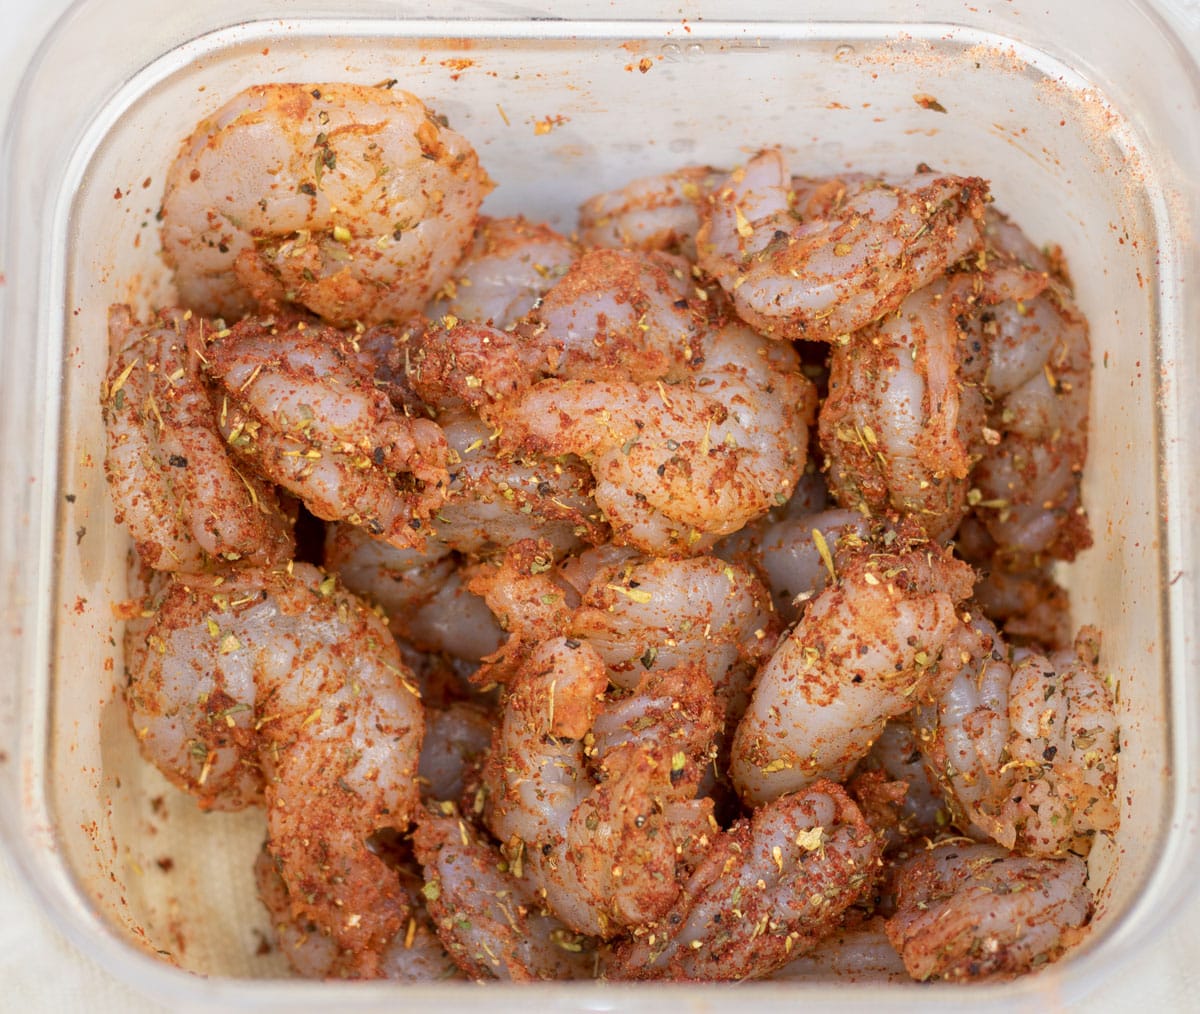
2 0 1198 1008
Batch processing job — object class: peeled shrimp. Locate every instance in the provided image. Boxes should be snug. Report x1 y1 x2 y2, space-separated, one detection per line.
609 781 881 981
569 552 776 717
324 523 505 662
412 811 597 981
820 275 987 541
852 718 952 847
967 212 1093 567
102 306 294 570
492 320 816 554
205 315 449 548
731 532 976 806
482 637 718 938
913 621 1119 855
418 702 494 807
254 845 462 981
161 82 491 327
885 841 1092 981
426 215 577 329
125 563 424 973
578 166 724 259
769 917 908 983
696 149 986 341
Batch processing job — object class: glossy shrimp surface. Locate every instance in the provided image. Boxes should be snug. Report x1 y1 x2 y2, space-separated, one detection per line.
493 321 816 554
413 811 597 981
578 166 725 259
914 622 1119 856
885 841 1092 981
819 276 987 542
731 532 976 805
102 306 295 570
482 637 718 938
609 781 881 980
205 315 449 548
161 82 491 326
967 213 1093 568
426 215 577 329
696 149 986 341
126 564 424 973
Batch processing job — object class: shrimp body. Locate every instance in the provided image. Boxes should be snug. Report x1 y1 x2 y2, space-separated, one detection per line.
697 149 986 341
483 637 718 937
426 215 577 329
731 536 975 806
413 812 597 981
968 212 1092 567
914 623 1119 855
493 322 816 554
206 316 449 548
161 82 491 326
885 842 1092 981
610 781 881 980
578 166 724 259
324 523 505 661
820 276 986 541
126 564 424 971
102 306 294 570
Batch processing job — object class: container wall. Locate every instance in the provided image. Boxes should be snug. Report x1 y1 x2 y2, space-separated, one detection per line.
4 1 1198 1008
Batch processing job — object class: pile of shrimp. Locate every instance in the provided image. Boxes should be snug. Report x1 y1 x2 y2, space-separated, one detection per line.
102 81 1119 986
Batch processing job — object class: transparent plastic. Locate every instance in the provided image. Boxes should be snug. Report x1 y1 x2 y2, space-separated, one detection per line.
1 1 1198 1009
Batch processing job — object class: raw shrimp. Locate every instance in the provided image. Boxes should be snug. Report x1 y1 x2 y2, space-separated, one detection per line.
696 149 987 341
434 409 605 557
967 211 1093 567
418 702 494 807
569 552 776 717
125 563 424 973
482 637 718 938
578 166 724 259
102 306 294 570
412 811 598 981
819 275 987 542
426 215 577 329
324 523 505 662
852 718 952 847
492 321 816 554
884 841 1092 981
205 315 449 548
716 475 870 627
769 916 908 983
161 82 491 327
730 531 976 806
913 621 1119 855
254 846 462 981
609 781 881 981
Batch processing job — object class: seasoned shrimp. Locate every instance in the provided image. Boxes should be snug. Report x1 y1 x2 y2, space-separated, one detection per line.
769 917 908 983
717 480 870 627
609 781 881 981
126 564 424 973
102 306 294 570
913 621 1119 855
426 215 577 329
853 718 952 846
696 149 987 341
482 637 718 938
820 275 987 541
418 702 494 807
578 166 724 259
324 523 505 661
966 211 1093 567
492 321 816 554
413 811 598 981
885 841 1092 981
569 552 776 716
161 82 491 327
254 845 462 981
205 315 449 548
731 531 976 806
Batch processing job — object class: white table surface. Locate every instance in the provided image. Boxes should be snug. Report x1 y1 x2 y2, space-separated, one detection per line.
2 1 1199 1010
